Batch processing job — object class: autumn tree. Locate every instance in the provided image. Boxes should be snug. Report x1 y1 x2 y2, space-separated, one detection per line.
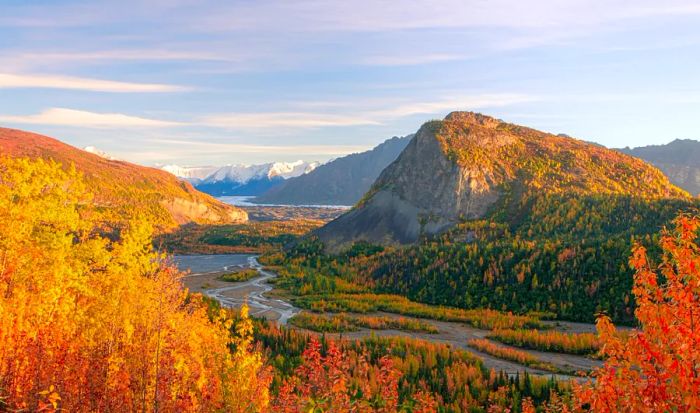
575 214 700 411
0 158 270 411
273 337 436 412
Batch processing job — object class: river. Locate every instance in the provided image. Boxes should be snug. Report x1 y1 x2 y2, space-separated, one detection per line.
175 254 300 324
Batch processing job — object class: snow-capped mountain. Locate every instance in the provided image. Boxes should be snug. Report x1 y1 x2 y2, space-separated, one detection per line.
203 160 319 184
161 160 320 196
83 146 119 161
160 165 220 184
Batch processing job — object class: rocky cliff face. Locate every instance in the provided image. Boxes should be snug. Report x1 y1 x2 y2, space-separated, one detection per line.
314 112 688 251
618 139 700 196
657 165 700 197
0 127 247 229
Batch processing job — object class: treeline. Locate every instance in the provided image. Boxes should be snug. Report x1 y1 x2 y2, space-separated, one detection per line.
156 219 323 254
487 329 600 356
466 339 567 374
289 312 439 334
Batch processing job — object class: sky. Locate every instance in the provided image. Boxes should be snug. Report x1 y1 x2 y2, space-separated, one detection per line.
1 0 700 166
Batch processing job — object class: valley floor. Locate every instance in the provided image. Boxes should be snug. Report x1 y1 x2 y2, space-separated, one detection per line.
178 254 602 380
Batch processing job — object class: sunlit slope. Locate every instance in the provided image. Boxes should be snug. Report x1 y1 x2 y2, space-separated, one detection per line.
0 127 247 229
315 112 690 249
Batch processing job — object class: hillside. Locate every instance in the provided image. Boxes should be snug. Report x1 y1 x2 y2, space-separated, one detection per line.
160 164 220 184
292 112 700 323
255 135 412 205
314 112 689 249
618 139 700 196
0 127 247 229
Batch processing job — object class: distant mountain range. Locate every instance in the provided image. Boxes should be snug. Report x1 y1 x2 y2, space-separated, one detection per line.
160 164 220 184
162 135 412 204
160 134 700 208
0 127 247 229
162 161 320 196
255 135 412 206
617 139 700 196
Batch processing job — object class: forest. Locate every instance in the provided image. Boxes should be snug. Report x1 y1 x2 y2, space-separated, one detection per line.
278 193 699 323
2 156 699 412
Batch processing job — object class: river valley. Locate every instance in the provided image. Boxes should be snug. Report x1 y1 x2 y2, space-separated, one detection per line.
175 254 602 380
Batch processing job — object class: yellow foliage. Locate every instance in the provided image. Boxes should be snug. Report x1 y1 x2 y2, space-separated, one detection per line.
0 158 270 412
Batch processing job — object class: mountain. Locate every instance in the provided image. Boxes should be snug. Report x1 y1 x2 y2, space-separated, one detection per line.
83 145 119 160
162 160 319 196
0 127 247 229
160 164 220 184
617 139 700 196
314 112 689 250
255 135 412 205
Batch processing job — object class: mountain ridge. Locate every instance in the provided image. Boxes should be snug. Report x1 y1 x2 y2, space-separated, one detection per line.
0 127 247 229
255 135 412 205
617 139 700 196
162 160 319 196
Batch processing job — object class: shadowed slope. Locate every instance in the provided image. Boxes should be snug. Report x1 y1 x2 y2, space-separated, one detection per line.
256 135 412 205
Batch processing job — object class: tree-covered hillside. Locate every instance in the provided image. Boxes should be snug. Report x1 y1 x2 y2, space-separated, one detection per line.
288 114 700 323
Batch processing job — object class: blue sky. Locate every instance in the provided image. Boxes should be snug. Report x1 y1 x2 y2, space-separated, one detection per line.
1 0 700 166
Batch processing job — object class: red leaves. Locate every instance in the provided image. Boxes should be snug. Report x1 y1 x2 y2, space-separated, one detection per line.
273 337 436 412
575 214 700 412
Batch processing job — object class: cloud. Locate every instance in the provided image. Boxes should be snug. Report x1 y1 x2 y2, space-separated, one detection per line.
7 0 700 32
0 108 184 128
0 93 534 132
0 49 252 72
0 73 188 93
200 112 380 129
153 138 369 155
368 94 539 119
196 0 700 33
198 94 536 130
360 53 467 66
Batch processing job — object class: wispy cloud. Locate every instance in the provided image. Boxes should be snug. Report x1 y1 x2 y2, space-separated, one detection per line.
153 138 369 155
368 94 538 118
196 0 700 33
0 49 255 72
361 53 467 66
198 94 536 130
200 112 380 129
0 93 534 132
0 73 189 93
0 108 184 128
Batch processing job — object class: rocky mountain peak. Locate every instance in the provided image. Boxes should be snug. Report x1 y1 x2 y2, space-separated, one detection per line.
313 112 689 251
444 111 503 128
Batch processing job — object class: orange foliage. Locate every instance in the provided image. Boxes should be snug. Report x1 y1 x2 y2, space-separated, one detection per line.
273 338 437 412
575 214 700 412
488 329 600 355
0 158 269 411
467 339 563 374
